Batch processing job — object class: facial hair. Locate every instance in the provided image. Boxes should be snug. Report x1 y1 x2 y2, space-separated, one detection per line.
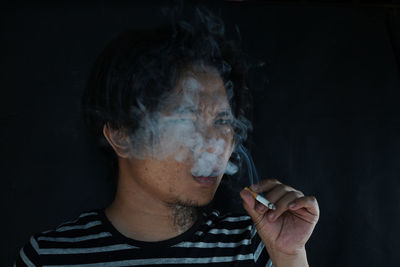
168 200 200 234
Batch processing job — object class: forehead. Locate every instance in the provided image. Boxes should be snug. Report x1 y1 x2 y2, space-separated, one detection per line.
172 67 230 108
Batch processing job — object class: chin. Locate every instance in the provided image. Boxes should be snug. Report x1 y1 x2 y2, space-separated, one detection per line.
190 193 216 207
175 193 214 208
176 177 221 207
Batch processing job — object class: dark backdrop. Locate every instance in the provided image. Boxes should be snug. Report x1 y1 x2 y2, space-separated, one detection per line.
2 1 400 266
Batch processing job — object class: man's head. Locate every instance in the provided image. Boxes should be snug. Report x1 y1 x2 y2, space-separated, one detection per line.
82 9 251 207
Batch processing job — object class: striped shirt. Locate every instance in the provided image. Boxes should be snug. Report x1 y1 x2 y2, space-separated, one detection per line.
15 209 273 266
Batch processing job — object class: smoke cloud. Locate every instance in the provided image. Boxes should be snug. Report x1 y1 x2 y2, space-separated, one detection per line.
127 66 246 178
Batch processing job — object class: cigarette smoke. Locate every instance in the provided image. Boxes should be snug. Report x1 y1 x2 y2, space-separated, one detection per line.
236 144 259 185
127 67 245 177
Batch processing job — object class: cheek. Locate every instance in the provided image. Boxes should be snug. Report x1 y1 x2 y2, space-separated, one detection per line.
161 157 192 177
152 161 191 193
224 142 234 161
219 127 234 150
223 124 234 137
217 133 234 162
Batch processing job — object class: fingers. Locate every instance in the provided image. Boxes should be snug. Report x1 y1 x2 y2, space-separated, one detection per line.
267 190 304 222
289 196 320 219
245 179 317 223
240 189 273 228
249 178 281 194
261 183 301 204
240 189 258 219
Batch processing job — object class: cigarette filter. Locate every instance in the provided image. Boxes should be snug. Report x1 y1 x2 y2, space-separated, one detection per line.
244 187 276 210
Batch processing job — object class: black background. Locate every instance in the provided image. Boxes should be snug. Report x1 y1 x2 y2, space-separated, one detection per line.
2 1 400 266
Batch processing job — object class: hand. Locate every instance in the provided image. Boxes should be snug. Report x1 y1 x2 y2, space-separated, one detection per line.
240 179 319 257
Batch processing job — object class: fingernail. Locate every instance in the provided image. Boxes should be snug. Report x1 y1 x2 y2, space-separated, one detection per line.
289 203 296 208
268 213 275 221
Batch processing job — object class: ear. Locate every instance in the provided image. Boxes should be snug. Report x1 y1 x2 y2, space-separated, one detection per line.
103 123 132 158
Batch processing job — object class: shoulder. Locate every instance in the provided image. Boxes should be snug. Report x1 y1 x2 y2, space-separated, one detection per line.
15 209 104 266
35 209 104 243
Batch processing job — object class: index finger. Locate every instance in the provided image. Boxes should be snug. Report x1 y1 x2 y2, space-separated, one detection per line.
250 178 282 193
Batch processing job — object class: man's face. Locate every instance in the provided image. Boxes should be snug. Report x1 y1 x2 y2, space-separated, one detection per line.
127 67 235 207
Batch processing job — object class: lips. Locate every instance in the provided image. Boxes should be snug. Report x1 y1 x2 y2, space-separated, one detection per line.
193 175 218 186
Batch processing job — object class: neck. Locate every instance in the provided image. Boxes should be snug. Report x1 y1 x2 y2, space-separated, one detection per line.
105 160 198 242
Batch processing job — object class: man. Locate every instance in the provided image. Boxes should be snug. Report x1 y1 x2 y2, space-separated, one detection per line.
16 9 319 267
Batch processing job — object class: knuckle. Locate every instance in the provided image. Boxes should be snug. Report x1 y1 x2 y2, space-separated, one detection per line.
286 186 295 192
253 213 265 227
309 195 317 202
306 196 318 207
282 185 294 193
268 178 280 184
276 184 285 191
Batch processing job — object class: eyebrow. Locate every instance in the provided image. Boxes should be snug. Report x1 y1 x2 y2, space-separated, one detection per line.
216 110 233 117
174 106 200 114
172 106 233 117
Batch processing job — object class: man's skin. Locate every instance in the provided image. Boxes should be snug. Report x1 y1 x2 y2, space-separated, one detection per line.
103 67 319 266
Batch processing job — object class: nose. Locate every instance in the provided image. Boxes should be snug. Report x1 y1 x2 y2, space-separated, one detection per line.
204 136 227 156
195 119 229 155
198 126 218 151
205 143 217 154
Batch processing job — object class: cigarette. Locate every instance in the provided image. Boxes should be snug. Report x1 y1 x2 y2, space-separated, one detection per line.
244 187 276 210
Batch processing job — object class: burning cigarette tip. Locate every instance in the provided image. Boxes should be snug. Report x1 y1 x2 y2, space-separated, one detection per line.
244 187 276 210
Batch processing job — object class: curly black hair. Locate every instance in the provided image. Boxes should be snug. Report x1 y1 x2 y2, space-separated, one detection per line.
82 8 252 181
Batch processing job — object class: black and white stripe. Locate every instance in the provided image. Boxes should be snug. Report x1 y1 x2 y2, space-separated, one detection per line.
15 209 273 266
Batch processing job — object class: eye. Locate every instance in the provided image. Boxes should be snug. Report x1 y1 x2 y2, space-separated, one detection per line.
170 118 194 124
215 118 233 126
177 107 199 115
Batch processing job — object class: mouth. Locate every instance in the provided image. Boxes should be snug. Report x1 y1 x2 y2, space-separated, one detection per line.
192 175 218 186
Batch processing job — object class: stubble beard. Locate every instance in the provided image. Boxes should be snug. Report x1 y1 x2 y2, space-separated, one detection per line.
168 199 203 234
